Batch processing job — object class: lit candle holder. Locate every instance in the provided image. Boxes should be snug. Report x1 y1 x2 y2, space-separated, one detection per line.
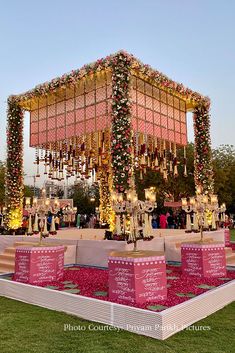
25 197 31 206
117 194 123 202
144 189 150 201
210 194 218 204
202 195 208 204
126 190 132 201
196 186 202 195
189 197 195 205
150 193 156 203
33 197 38 206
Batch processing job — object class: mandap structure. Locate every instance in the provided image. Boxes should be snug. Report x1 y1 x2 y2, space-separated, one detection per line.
5 51 214 230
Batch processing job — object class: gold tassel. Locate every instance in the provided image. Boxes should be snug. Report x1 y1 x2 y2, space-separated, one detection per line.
183 146 187 177
169 142 173 173
163 169 168 180
173 143 178 177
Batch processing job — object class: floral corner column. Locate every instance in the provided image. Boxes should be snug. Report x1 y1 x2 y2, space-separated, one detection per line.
111 52 133 193
193 103 214 194
5 97 24 229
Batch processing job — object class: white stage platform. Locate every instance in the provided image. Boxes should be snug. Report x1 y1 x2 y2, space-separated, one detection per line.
0 228 231 269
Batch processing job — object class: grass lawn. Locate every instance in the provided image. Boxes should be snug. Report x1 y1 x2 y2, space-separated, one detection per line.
230 228 235 242
0 297 234 353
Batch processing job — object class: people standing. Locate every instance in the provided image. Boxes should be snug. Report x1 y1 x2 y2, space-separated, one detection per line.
55 214 60 231
159 213 167 229
76 213 81 228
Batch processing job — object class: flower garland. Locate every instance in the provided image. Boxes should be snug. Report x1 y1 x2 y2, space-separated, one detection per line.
98 168 115 230
130 58 210 108
111 52 133 192
15 51 209 108
5 97 24 229
193 104 214 194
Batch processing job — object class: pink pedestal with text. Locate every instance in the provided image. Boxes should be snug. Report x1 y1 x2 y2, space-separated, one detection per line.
108 251 167 304
14 246 64 284
181 242 226 278
224 229 231 247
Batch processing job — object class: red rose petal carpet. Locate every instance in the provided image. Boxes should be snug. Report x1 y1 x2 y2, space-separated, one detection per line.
9 264 235 312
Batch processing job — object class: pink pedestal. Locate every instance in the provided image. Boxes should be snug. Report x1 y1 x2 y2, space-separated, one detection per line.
224 229 231 247
181 242 226 278
14 246 64 284
108 251 167 304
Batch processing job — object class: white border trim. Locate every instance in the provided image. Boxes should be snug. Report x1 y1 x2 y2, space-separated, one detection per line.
0 276 234 340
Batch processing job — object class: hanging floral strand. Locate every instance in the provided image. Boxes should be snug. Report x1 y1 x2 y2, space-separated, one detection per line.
5 97 24 229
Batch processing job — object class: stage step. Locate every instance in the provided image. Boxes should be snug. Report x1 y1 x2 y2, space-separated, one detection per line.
4 247 16 255
0 260 15 273
0 253 15 262
14 241 38 247
225 247 233 255
226 254 235 266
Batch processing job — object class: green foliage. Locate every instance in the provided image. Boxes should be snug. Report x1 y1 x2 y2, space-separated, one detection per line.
23 185 34 198
69 182 99 214
136 143 235 213
136 143 195 208
0 297 234 353
0 161 34 205
212 145 235 213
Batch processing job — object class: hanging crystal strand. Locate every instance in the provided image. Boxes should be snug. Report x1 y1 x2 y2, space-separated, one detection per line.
54 143 59 180
65 139 70 177
169 141 173 174
154 138 159 169
102 130 105 155
163 139 167 170
58 141 63 180
135 132 139 169
44 148 48 175
163 140 168 181
94 165 98 182
48 143 52 178
35 148 40 177
150 137 154 170
139 134 146 174
72 138 76 172
98 131 102 167
68 139 72 167
173 142 178 177
40 148 44 162
183 145 188 177
60 161 64 180
88 133 93 173
144 134 147 175
147 136 151 169
159 140 163 174
51 148 55 180
80 135 86 176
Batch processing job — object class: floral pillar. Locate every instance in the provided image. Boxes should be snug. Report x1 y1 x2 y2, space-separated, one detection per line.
5 97 24 229
111 52 133 193
193 103 214 194
98 168 115 230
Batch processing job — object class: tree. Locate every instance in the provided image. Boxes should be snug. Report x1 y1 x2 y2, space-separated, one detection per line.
69 182 99 214
212 145 235 213
135 143 195 209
